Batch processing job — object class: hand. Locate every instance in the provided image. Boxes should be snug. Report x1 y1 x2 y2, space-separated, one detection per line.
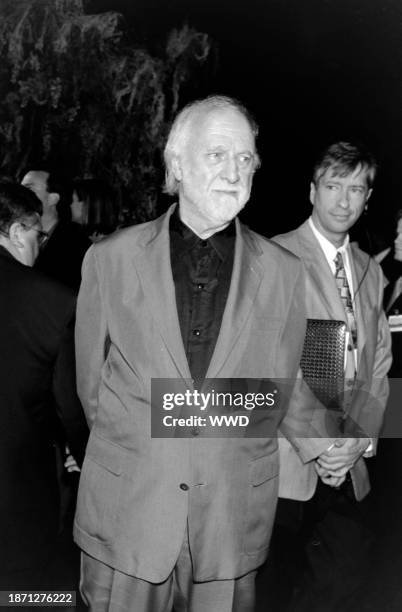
89 231 106 244
315 462 346 488
316 438 369 472
64 445 80 473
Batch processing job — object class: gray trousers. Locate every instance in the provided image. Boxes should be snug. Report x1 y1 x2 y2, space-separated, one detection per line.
80 528 257 612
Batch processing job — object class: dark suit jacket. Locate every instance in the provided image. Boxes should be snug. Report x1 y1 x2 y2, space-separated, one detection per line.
378 249 402 378
0 246 88 577
35 221 91 291
379 248 402 313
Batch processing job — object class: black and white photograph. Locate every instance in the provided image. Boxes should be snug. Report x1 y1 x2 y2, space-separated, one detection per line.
1 1 402 610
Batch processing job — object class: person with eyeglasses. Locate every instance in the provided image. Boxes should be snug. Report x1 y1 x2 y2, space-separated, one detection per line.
21 220 48 244
0 212 48 265
0 182 88 591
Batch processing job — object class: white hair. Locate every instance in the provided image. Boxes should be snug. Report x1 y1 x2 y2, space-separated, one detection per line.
163 95 260 195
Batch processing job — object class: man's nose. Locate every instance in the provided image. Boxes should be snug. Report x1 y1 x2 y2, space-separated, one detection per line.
337 189 350 208
221 157 240 183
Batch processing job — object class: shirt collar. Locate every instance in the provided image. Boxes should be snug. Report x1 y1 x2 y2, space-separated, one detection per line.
169 206 235 261
308 216 349 262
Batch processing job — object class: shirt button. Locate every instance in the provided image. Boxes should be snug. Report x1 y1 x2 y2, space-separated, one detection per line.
179 483 189 491
193 329 201 337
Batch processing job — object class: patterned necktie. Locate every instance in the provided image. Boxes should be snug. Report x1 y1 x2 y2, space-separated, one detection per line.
334 251 358 348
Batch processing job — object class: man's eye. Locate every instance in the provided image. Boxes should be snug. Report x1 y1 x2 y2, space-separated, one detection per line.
326 184 338 191
208 152 224 161
238 154 252 166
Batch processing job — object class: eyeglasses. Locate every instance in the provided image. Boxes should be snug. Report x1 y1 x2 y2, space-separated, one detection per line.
20 223 49 246
0 222 48 247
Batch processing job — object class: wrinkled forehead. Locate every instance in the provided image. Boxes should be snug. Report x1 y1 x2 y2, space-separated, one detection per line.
187 107 255 149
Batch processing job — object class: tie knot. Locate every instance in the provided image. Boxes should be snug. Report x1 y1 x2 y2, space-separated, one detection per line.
334 251 344 271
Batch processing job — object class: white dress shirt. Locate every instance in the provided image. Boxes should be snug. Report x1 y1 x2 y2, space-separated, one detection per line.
308 217 358 372
308 217 354 296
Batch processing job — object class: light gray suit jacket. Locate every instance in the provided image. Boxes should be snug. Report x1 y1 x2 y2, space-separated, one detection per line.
273 220 392 502
73 205 335 582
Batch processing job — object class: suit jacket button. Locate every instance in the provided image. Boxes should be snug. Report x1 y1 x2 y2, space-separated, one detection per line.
180 483 189 491
347 344 353 351
311 538 321 546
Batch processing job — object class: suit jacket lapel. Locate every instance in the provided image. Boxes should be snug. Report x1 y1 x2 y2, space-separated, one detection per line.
298 222 370 373
348 244 369 363
134 205 192 380
205 220 263 379
297 222 347 322
134 211 264 381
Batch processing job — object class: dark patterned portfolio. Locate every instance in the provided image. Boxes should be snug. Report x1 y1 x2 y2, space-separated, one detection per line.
300 319 346 408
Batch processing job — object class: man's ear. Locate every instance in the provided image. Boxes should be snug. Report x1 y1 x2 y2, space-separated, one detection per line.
48 192 60 208
9 221 25 248
171 156 182 182
309 182 316 206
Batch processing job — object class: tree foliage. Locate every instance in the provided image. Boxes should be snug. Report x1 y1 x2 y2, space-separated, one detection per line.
0 0 212 221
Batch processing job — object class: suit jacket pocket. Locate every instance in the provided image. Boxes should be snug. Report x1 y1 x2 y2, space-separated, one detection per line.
243 454 279 555
75 433 123 542
85 432 123 475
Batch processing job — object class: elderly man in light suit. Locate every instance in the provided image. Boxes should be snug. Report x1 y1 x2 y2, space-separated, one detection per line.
270 142 392 612
73 96 337 612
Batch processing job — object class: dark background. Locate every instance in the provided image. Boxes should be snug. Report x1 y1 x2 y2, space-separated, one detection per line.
88 0 402 245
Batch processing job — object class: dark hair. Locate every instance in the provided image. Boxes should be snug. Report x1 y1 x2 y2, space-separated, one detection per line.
21 165 73 222
312 141 378 189
73 178 118 236
47 171 73 221
0 182 42 232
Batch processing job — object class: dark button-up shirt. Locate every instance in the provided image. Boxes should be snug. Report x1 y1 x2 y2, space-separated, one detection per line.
170 208 235 386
